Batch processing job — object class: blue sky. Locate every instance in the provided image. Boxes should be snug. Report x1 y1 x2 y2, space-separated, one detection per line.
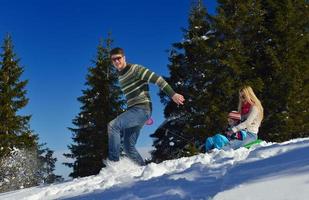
1 0 217 178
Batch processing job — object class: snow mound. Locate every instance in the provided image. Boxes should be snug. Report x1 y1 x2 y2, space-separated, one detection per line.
1 138 309 200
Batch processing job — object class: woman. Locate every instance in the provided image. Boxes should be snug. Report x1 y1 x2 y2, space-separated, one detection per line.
225 85 264 149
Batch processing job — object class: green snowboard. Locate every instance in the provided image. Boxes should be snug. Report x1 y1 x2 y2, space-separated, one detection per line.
244 139 263 149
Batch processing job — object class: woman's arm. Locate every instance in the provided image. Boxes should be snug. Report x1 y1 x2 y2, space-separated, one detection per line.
232 105 259 133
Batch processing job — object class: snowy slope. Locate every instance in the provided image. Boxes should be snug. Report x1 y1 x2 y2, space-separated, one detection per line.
1 138 309 200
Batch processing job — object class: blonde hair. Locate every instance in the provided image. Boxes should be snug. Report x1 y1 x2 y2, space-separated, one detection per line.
238 86 264 122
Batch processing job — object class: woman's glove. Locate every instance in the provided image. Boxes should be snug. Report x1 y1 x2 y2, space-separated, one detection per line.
231 130 247 140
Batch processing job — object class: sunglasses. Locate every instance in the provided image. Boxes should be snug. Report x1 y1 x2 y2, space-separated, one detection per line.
111 56 123 62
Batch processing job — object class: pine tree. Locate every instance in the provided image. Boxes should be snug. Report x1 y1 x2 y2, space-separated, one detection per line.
258 0 309 141
150 115 196 163
0 34 37 157
215 0 266 88
213 0 267 124
0 147 39 192
0 35 31 136
64 36 125 178
0 35 61 191
38 145 63 184
151 1 220 162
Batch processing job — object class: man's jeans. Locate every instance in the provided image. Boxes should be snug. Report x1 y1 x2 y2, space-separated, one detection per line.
108 106 150 166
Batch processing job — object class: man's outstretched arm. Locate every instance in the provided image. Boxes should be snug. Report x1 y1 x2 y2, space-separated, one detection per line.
137 65 185 105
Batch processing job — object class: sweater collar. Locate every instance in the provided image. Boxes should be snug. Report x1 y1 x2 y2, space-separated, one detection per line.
118 63 131 76
241 102 251 115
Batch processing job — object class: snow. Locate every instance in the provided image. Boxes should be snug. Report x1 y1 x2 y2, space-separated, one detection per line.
1 138 309 200
201 35 209 40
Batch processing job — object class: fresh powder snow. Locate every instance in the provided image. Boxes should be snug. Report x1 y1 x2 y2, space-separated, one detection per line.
0 138 308 200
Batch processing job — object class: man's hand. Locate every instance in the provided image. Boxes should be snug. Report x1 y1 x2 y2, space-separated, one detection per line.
172 93 185 105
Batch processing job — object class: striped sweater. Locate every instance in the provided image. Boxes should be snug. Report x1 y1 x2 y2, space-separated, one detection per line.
118 64 176 110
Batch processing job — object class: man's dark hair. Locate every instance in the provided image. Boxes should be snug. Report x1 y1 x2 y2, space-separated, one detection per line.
110 47 124 57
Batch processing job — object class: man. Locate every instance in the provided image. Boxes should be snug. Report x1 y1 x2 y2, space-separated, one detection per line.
108 47 185 165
